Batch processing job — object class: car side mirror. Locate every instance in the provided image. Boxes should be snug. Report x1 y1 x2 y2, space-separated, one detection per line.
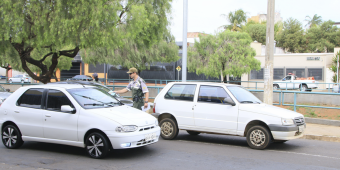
6 89 10 92
224 97 236 106
61 105 76 113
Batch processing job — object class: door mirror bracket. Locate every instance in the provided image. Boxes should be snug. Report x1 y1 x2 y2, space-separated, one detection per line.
61 105 76 114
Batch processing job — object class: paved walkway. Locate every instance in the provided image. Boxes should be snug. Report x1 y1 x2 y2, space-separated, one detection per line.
303 123 340 142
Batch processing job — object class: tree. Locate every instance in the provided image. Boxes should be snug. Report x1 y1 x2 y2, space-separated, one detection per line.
330 51 340 83
0 0 176 84
275 18 307 53
187 30 261 82
306 20 340 53
220 9 247 31
305 14 322 28
244 23 266 44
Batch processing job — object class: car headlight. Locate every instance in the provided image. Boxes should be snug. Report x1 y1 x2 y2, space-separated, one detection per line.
281 118 294 126
155 120 159 126
115 125 138 132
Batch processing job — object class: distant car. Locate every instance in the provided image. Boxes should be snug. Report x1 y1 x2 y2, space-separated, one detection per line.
0 85 11 104
0 84 160 158
67 75 93 81
8 74 31 84
48 81 133 106
0 75 6 79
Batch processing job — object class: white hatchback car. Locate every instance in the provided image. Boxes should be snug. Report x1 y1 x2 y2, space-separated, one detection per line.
153 82 305 149
8 74 32 83
0 84 160 158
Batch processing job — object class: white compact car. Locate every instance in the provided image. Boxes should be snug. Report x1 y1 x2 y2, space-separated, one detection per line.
8 74 32 84
153 82 305 150
0 84 160 158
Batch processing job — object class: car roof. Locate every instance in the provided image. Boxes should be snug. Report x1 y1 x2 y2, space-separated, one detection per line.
167 81 240 87
25 84 97 90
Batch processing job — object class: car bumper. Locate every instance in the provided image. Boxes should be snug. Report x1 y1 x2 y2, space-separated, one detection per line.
269 124 306 140
105 126 160 149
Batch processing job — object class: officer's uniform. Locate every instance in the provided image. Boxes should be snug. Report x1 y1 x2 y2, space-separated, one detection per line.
126 77 149 110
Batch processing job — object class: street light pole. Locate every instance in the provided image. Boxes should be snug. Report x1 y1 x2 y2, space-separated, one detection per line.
182 0 188 82
263 0 275 105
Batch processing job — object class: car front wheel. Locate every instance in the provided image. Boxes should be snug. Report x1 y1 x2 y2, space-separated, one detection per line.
85 132 110 159
2 125 24 149
246 125 272 150
160 118 179 140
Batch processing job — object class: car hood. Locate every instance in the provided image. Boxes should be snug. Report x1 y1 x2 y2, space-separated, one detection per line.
117 97 133 106
239 103 303 118
0 92 12 99
88 106 156 127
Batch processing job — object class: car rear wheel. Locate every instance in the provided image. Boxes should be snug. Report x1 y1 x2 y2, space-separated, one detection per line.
246 125 272 150
273 84 279 90
21 80 24 84
2 125 24 149
186 130 201 135
85 132 110 159
300 85 307 92
9 80 12 83
160 118 179 140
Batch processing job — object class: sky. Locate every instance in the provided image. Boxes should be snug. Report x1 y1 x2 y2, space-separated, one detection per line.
170 0 340 41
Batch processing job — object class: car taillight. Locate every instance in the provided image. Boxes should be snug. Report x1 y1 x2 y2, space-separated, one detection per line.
26 78 28 79
153 103 156 113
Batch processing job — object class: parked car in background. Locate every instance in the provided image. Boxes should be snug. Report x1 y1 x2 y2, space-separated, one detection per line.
8 74 31 84
152 82 305 150
273 73 318 92
0 85 11 104
0 84 160 158
0 75 6 79
48 81 134 106
67 75 93 81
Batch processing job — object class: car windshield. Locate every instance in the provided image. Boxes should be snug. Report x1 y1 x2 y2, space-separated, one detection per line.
67 88 122 109
227 86 262 104
90 85 121 97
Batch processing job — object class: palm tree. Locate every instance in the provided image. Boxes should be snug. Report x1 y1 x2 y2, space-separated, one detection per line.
220 9 247 31
304 14 322 28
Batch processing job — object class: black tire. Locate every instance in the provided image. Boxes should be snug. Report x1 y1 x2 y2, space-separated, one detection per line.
274 140 287 143
21 80 24 84
186 130 200 135
273 84 279 90
2 125 24 149
160 118 179 140
9 80 12 83
300 84 308 92
85 132 110 159
246 125 272 150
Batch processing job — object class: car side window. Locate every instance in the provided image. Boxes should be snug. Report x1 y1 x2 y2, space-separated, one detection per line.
46 89 74 112
164 84 196 101
17 88 44 109
286 76 291 80
198 86 231 105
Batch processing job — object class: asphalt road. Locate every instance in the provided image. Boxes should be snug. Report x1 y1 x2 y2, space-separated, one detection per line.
1 131 340 170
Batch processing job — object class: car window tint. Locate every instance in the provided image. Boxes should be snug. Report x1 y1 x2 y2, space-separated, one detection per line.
46 89 74 112
164 84 196 101
17 88 43 109
198 86 231 104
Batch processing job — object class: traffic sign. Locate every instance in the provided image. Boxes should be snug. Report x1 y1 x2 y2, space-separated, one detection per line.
176 66 181 71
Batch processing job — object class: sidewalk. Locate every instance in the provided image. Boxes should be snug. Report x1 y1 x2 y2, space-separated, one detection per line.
303 123 340 142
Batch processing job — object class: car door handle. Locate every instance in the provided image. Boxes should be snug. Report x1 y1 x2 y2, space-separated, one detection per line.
45 114 51 117
14 111 20 113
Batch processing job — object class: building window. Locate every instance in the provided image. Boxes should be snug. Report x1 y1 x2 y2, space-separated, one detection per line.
274 68 284 80
308 68 322 80
286 68 305 78
250 69 263 79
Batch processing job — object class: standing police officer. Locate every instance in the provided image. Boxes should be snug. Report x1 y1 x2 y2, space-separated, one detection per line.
113 68 149 110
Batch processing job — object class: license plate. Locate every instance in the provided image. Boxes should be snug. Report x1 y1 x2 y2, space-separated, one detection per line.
145 132 157 141
298 125 304 133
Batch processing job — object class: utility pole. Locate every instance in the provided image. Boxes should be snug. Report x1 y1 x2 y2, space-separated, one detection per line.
182 0 188 82
263 0 275 105
337 54 339 84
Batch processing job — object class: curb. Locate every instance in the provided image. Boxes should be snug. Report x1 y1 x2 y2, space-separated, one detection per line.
305 118 340 126
302 134 340 143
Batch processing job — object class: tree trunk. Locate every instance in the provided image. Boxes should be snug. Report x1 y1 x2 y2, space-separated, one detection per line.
220 70 224 82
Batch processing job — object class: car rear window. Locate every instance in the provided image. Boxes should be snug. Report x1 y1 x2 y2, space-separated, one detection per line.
164 84 196 101
17 88 44 109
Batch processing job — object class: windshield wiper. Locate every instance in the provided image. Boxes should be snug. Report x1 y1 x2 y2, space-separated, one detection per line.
84 103 105 106
104 102 122 107
240 101 261 104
